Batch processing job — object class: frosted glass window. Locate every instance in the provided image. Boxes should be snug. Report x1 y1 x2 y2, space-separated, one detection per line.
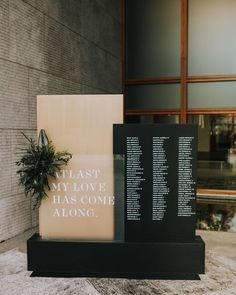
126 0 181 79
188 0 236 75
188 82 236 109
126 84 180 110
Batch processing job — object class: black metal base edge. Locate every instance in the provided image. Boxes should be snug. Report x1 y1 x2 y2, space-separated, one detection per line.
27 234 205 278
30 271 200 280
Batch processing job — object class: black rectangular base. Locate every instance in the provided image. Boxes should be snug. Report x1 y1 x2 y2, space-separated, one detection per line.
30 271 200 280
27 234 205 279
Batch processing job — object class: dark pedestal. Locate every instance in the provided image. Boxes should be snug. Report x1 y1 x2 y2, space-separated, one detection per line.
27 234 205 279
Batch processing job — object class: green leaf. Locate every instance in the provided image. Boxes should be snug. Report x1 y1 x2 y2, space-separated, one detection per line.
16 130 72 209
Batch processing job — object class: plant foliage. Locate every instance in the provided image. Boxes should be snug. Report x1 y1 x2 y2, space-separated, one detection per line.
16 129 72 208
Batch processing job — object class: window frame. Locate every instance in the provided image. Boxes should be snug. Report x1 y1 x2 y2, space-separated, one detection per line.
122 0 236 197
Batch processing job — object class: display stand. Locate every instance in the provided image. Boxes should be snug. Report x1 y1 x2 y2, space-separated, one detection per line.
28 234 204 279
27 96 205 279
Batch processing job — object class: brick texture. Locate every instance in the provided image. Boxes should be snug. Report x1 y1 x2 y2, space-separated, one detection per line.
9 0 46 70
0 0 9 59
0 130 12 200
23 0 120 56
0 59 30 129
0 0 121 242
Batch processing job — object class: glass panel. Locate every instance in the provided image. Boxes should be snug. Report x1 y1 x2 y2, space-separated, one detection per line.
188 114 236 191
126 84 180 110
114 155 125 241
125 115 180 124
188 82 236 109
126 0 181 79
188 0 236 75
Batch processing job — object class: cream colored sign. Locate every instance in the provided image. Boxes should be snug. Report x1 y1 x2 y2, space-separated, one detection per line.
37 95 123 240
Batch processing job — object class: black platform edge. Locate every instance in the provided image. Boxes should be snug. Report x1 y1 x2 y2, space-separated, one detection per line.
27 234 205 280
30 271 200 280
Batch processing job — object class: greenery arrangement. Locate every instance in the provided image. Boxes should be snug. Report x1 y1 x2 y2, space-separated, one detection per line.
16 129 72 208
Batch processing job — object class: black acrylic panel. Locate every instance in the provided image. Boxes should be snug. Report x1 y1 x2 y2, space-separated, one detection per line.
113 124 197 242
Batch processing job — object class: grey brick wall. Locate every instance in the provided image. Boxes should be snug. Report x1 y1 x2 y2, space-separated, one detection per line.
0 0 121 242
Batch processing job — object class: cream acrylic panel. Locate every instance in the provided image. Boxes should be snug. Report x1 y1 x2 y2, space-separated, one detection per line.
37 95 123 240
